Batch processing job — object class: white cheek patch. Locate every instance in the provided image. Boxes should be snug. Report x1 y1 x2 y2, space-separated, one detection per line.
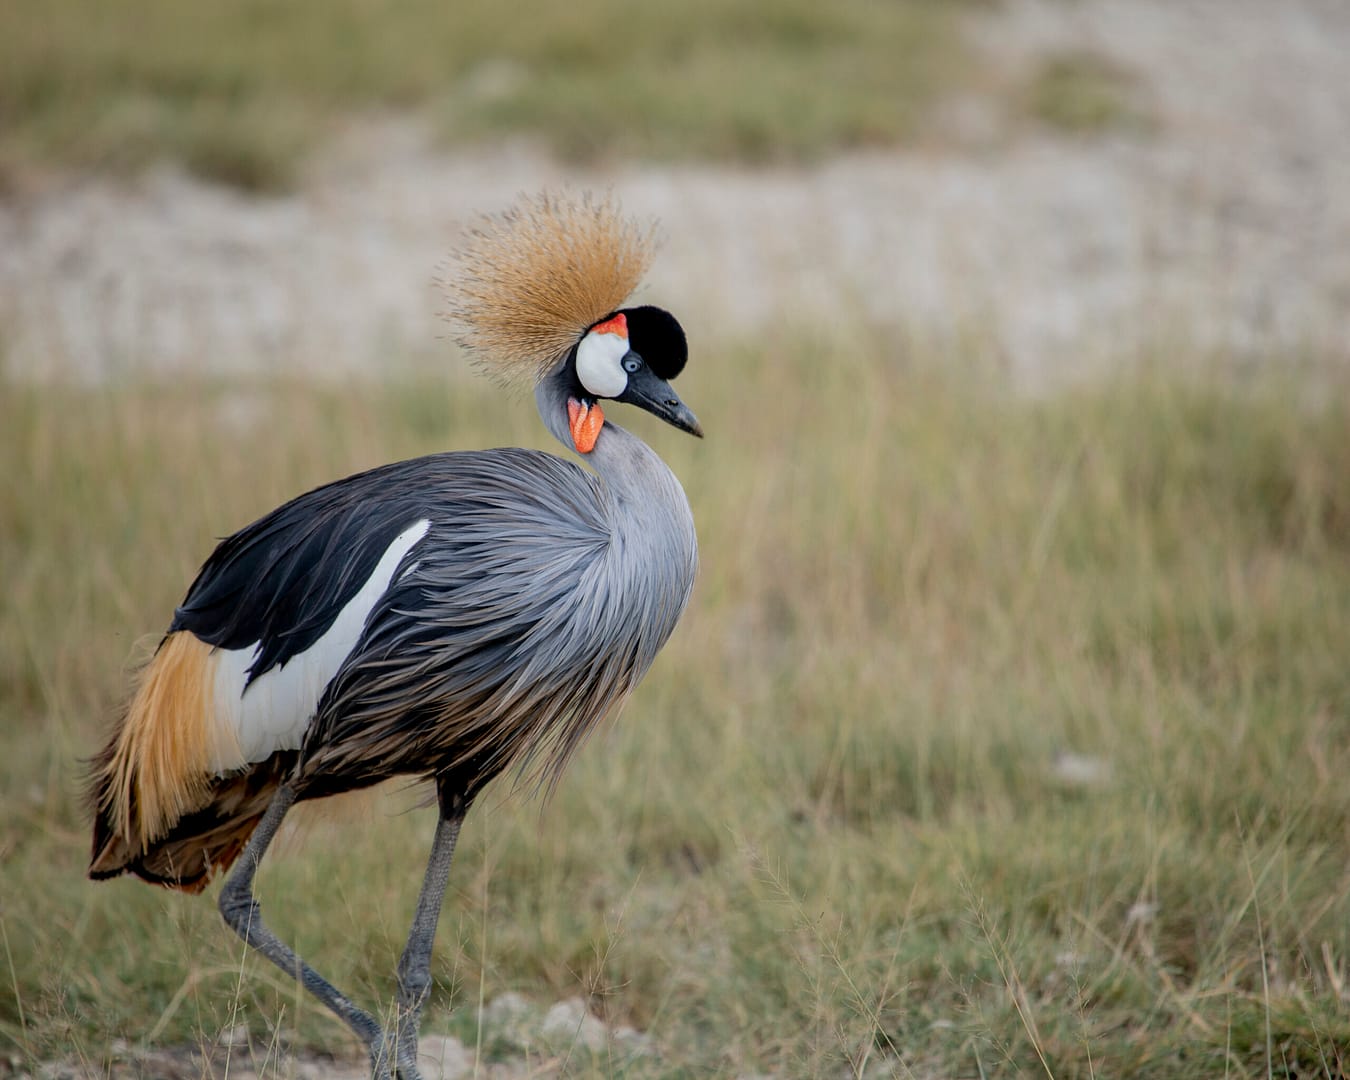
575 329 630 398
209 518 431 768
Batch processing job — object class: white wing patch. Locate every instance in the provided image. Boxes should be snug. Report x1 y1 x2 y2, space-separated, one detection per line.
208 518 431 769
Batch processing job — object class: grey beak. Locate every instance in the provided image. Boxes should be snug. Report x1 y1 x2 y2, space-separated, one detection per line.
618 365 703 438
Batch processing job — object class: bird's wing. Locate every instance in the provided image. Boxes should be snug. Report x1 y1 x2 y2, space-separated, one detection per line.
168 449 608 770
171 457 439 681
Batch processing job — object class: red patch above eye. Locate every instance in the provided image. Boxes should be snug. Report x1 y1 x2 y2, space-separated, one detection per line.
590 312 628 338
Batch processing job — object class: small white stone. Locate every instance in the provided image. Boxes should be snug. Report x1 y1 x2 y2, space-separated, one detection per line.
612 1024 652 1056
481 990 533 1028
540 997 607 1052
1050 751 1112 788
1126 901 1159 925
862 1055 904 1079
417 1034 473 1080
218 1024 250 1048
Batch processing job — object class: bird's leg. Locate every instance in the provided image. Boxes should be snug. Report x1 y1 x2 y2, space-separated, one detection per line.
218 784 391 1075
391 783 469 1075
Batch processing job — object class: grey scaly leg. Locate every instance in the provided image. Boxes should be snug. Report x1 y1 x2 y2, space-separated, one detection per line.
218 784 395 1077
391 784 468 1075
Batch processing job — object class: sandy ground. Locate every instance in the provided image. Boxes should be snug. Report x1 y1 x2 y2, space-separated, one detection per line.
1 0 1347 387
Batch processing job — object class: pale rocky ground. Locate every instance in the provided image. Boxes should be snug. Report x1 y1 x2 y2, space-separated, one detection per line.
2 0 1347 389
32 992 911 1080
15 0 1348 1077
35 996 654 1080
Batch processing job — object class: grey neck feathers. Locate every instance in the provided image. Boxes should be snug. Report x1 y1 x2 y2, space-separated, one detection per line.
534 372 687 510
534 371 698 661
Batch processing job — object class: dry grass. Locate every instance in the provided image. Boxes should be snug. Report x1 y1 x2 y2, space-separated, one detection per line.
3 334 1350 1077
0 0 973 190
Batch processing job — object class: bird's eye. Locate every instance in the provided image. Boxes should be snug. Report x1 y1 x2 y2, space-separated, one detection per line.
622 355 643 374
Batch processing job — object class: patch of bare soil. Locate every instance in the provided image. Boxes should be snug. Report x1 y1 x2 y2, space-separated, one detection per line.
27 995 655 1080
32 1035 507 1079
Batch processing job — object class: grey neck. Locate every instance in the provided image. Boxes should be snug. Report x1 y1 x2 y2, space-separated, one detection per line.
536 373 581 459
534 369 697 553
534 366 698 679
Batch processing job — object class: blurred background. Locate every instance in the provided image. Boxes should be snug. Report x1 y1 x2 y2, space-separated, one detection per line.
3 1 1349 1077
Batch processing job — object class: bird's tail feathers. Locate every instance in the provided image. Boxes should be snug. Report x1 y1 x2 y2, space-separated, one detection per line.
87 750 296 894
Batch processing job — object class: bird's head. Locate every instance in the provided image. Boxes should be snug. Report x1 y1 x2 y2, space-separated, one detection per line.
439 192 700 455
565 306 701 454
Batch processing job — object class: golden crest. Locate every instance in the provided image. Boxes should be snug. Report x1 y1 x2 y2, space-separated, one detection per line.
440 191 656 386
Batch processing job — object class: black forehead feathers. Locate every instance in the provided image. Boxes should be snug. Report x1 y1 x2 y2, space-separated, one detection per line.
621 305 688 380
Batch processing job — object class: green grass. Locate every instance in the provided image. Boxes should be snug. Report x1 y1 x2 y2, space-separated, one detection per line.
3 337 1350 1077
0 0 973 190
1027 49 1151 136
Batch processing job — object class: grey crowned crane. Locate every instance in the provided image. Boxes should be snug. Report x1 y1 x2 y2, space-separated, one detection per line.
86 193 701 1078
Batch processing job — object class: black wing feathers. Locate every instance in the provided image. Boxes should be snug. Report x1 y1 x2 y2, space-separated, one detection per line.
170 460 431 684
